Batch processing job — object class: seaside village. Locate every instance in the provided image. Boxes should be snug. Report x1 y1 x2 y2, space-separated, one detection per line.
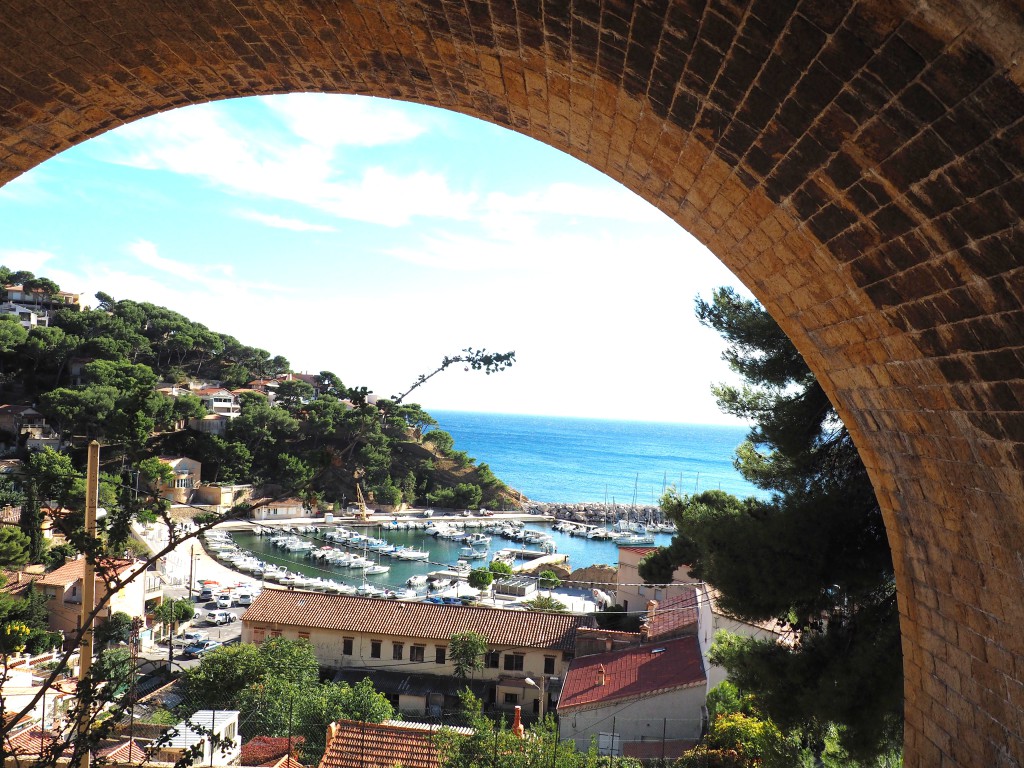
0 284 787 767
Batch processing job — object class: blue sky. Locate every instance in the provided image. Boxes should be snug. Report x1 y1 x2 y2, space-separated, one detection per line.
0 94 749 424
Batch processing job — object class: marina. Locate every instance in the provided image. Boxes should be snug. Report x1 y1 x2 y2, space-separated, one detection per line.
204 515 676 601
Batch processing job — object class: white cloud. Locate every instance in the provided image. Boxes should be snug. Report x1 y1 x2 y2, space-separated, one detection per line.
97 100 475 227
260 93 428 148
483 182 668 227
235 210 337 232
0 248 58 273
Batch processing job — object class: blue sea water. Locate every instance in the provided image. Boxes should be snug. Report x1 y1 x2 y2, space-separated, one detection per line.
429 411 762 504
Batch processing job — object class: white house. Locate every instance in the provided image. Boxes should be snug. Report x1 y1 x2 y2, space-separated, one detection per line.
155 710 240 766
0 301 46 329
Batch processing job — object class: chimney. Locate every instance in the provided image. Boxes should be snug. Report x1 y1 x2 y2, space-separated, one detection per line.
512 706 524 738
604 637 613 652
647 599 658 619
596 664 606 686
324 722 338 754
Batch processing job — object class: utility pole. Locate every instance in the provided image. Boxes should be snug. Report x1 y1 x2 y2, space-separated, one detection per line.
77 440 100 768
187 544 196 601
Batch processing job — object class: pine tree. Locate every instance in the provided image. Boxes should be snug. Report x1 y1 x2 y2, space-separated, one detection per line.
18 478 43 563
641 287 901 761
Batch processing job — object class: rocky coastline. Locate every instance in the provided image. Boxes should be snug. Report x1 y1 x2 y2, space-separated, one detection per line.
521 500 669 526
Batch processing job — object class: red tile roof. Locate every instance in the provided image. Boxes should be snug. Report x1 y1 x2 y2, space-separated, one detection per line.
96 738 148 761
3 726 56 756
242 590 593 652
37 557 140 587
644 588 699 640
557 635 706 712
318 720 439 768
617 546 659 557
241 735 305 766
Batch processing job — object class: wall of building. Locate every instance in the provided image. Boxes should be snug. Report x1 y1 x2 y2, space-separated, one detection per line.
242 622 569 683
559 686 706 752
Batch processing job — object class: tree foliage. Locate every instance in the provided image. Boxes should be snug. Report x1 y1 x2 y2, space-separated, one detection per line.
449 631 488 679
640 287 900 762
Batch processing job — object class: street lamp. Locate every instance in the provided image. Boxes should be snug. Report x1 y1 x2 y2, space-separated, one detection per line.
524 676 546 721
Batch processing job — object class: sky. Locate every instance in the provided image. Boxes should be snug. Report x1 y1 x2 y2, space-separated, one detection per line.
0 94 751 425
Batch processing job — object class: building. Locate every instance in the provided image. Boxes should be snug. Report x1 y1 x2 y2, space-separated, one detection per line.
192 483 253 510
153 710 241 766
614 547 693 613
2 285 80 312
37 557 162 643
693 582 788 690
241 590 594 716
153 456 202 504
249 498 307 521
557 635 707 759
0 405 47 437
192 387 242 418
0 301 47 328
188 413 232 436
317 720 463 768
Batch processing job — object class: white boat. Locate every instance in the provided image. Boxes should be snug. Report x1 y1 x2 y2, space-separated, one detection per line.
356 583 384 597
459 546 488 560
395 548 429 561
406 574 428 587
363 564 390 575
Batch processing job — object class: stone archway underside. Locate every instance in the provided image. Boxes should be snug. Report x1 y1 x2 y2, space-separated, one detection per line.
2 2 1024 764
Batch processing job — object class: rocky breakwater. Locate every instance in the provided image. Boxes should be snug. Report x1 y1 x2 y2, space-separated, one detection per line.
523 501 666 525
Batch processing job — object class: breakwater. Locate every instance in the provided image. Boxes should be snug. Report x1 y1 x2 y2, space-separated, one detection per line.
522 501 668 526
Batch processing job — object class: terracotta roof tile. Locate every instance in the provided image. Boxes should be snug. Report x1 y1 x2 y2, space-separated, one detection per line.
37 557 140 587
318 720 440 768
617 546 659 556
96 738 148 761
4 727 55 756
241 735 305 766
242 590 593 652
644 588 699 640
557 635 706 712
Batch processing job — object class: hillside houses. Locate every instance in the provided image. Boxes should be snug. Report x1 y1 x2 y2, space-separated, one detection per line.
241 590 595 718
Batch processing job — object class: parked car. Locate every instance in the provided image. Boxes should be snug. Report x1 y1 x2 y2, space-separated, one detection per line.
173 630 209 647
198 587 215 602
182 639 222 658
216 594 233 609
205 610 237 626
236 591 253 606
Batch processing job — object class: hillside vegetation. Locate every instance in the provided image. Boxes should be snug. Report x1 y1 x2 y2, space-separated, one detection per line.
0 266 520 512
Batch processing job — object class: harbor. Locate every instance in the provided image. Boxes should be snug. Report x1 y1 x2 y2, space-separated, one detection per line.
189 511 676 607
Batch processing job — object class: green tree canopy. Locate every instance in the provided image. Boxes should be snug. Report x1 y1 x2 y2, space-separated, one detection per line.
640 287 900 761
449 631 487 679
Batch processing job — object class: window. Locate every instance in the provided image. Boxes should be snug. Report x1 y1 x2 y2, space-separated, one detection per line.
435 646 447 665
544 656 556 675
504 653 524 671
298 631 310 641
253 628 265 643
371 640 381 659
270 630 282 638
504 693 519 705
410 645 425 662
393 642 404 660
485 651 500 669
343 637 353 655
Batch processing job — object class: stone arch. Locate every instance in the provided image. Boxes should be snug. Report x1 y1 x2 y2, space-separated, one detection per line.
3 2 1024 764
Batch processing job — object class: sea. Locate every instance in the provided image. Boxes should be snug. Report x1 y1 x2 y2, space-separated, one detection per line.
226 413 764 591
429 410 761 504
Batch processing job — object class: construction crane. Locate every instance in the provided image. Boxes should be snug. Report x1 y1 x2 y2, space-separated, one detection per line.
355 482 371 521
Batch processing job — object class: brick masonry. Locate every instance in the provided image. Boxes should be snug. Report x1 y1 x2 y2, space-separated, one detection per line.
1 1 1023 764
